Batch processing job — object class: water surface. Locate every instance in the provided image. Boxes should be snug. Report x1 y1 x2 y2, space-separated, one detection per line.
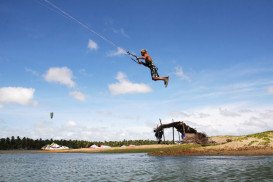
0 153 272 181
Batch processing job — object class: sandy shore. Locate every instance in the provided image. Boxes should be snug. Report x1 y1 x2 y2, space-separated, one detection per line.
41 144 176 154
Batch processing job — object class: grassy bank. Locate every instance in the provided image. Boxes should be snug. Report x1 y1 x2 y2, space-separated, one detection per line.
150 131 273 156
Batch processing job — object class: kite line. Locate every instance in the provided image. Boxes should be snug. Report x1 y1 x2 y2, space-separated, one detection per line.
36 0 170 87
39 0 120 49
36 0 140 63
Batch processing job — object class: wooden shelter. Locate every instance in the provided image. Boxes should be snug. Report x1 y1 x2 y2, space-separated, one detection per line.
154 120 208 144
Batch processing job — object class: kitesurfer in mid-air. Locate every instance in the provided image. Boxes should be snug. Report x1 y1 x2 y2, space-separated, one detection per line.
137 49 169 87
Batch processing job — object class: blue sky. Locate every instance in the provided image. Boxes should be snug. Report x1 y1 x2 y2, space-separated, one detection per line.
1 0 273 141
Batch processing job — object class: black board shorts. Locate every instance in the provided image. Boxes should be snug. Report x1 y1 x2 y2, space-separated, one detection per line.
143 62 159 78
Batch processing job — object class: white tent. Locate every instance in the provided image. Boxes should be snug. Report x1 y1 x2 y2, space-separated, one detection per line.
41 143 69 150
90 144 99 149
90 144 111 149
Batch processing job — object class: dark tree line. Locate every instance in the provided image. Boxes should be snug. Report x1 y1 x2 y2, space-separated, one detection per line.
0 136 159 150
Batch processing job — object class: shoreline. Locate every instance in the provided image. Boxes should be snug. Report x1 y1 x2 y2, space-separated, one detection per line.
1 131 272 156
1 145 272 156
149 146 273 156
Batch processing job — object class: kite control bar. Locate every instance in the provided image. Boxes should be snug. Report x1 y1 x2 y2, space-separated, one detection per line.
127 51 140 64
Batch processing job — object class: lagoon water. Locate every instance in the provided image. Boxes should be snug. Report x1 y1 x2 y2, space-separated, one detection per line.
0 153 272 181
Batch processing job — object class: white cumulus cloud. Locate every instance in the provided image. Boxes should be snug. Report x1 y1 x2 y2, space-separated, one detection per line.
87 39 98 50
30 119 153 141
70 91 86 101
44 67 75 88
168 104 273 136
66 120 77 127
107 47 126 57
109 72 152 95
0 87 35 106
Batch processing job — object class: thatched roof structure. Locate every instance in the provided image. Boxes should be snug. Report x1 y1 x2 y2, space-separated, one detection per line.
154 121 208 144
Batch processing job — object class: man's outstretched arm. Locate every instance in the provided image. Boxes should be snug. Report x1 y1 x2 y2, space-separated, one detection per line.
137 57 144 64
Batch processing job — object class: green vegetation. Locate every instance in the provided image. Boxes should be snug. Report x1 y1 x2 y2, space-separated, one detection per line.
0 136 159 150
246 131 272 146
99 144 202 155
248 140 258 146
246 131 273 139
258 137 271 146
148 144 201 156
102 147 163 154
235 131 273 142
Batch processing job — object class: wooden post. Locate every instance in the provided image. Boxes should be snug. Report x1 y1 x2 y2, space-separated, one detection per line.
159 119 165 142
178 130 181 143
172 119 175 144
173 126 175 144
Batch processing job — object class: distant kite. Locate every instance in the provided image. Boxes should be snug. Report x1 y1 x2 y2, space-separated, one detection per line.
50 112 54 119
